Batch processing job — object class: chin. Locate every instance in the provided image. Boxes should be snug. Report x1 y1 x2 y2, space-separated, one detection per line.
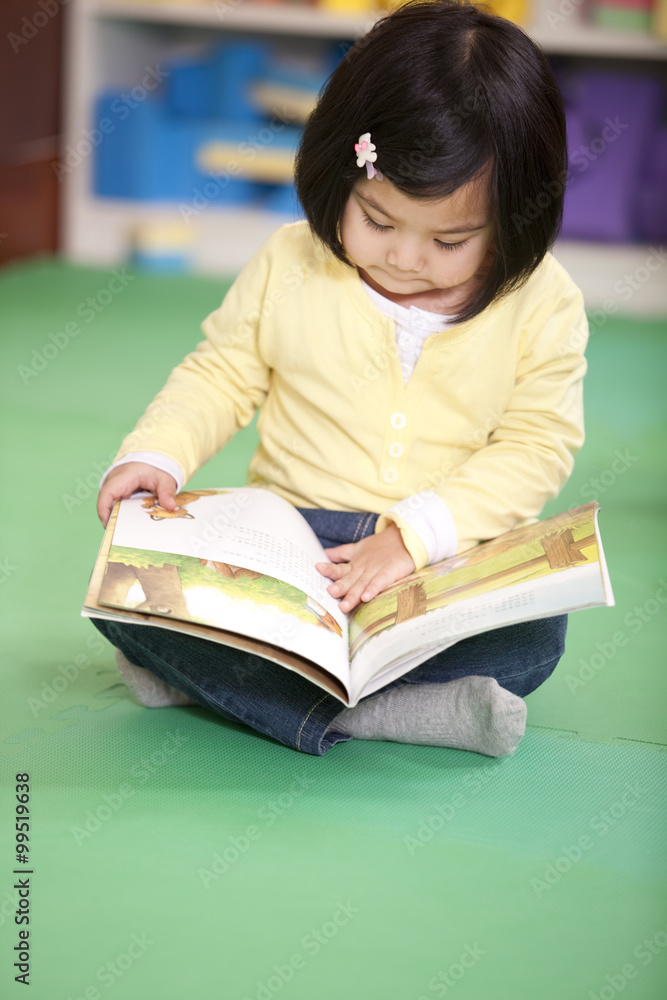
376 272 428 292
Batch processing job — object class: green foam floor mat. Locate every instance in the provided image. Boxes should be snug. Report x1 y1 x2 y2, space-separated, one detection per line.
1 258 665 999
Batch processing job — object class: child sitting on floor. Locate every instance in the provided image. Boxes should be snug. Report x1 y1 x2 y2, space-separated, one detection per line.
93 0 588 757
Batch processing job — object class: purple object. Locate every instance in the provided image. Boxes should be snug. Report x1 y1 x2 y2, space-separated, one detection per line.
560 70 666 243
635 124 667 243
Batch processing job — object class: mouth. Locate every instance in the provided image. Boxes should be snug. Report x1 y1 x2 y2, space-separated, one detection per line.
379 268 426 283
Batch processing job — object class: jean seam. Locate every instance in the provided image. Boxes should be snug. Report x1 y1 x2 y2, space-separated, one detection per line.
351 516 365 543
353 512 374 543
296 692 330 751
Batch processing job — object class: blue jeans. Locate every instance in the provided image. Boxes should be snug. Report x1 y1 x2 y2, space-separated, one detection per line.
90 508 567 755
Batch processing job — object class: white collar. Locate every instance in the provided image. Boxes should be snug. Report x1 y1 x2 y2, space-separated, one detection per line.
360 279 455 332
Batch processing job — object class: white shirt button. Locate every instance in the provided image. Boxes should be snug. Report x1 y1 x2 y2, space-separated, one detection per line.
382 468 398 483
390 412 407 429
387 442 404 458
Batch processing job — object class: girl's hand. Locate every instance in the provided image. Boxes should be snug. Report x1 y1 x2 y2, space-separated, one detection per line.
315 523 415 613
97 462 178 528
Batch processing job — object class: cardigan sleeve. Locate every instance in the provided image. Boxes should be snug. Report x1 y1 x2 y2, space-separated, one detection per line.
377 275 589 562
111 236 275 482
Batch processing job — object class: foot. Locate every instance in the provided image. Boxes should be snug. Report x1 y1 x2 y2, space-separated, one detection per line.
114 649 197 708
328 675 527 757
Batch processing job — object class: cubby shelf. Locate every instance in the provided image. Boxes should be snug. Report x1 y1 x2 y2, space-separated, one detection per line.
91 0 667 58
61 0 667 312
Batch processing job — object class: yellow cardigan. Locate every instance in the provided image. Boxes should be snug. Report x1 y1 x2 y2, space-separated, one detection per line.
114 221 588 568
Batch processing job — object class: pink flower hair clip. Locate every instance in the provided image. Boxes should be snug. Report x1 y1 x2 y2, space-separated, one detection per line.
354 132 383 181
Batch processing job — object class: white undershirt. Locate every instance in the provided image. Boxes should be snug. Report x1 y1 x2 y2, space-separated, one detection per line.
360 279 456 384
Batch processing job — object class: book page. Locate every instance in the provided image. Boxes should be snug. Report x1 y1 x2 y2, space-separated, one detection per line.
350 562 606 704
96 488 350 686
346 503 614 705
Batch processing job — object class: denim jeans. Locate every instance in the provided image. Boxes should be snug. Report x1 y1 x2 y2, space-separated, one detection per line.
91 507 567 756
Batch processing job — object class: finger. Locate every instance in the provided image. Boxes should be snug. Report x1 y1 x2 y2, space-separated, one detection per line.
98 490 121 528
97 493 110 527
323 543 357 563
327 566 364 602
337 573 369 611
315 562 348 581
156 481 176 511
339 587 364 613
341 569 391 610
97 476 136 526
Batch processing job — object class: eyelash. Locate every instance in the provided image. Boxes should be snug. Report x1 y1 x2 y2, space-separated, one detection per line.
362 213 469 252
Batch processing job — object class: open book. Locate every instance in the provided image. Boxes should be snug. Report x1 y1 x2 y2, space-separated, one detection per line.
82 488 614 707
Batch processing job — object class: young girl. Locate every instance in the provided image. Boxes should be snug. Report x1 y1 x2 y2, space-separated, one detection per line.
94 0 588 757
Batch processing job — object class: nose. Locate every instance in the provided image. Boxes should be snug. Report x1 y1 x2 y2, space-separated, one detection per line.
386 238 424 274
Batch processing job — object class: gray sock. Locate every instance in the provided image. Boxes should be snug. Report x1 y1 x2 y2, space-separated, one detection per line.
114 649 197 708
327 675 527 757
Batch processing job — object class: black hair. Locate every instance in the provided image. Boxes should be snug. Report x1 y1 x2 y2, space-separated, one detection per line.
294 0 567 323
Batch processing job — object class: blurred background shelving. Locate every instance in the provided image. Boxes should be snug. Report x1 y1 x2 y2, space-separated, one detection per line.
2 0 667 312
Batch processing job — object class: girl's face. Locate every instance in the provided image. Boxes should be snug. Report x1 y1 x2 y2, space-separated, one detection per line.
340 173 495 310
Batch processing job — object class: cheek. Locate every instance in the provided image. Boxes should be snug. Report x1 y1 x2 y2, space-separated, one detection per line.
341 221 371 264
434 249 471 276
339 211 355 256
454 243 489 276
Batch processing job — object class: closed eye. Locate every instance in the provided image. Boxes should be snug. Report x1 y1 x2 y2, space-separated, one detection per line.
363 213 469 252
435 238 469 252
362 213 391 233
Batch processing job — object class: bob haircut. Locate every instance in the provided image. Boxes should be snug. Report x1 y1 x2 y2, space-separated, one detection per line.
294 0 568 323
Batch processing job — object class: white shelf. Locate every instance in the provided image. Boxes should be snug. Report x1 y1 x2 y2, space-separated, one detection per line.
91 0 377 38
552 240 667 315
90 0 667 58
530 21 667 60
